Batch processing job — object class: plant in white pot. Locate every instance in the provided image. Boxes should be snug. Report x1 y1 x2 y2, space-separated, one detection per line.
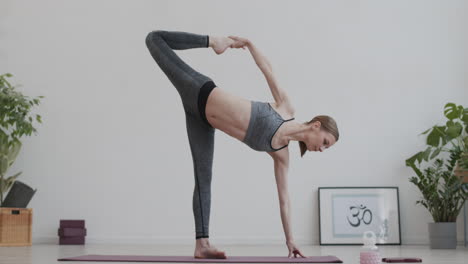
405 102 468 249
0 73 43 207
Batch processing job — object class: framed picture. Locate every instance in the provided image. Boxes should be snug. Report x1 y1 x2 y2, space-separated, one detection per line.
318 187 401 245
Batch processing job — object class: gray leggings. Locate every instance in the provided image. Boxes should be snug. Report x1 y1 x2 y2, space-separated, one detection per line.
145 30 215 239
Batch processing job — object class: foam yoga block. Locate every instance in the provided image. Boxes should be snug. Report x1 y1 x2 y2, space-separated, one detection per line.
58 255 343 263
58 220 86 245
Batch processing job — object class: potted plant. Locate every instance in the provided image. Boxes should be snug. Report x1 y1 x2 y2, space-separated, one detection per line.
405 102 468 249
0 73 43 246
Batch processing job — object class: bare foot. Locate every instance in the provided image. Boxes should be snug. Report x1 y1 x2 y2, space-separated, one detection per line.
210 36 235 55
194 246 227 259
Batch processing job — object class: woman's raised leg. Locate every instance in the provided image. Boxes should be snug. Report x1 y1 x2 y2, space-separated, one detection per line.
145 30 213 116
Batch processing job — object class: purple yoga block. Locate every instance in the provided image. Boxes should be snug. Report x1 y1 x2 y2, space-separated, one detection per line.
60 220 85 228
58 227 87 237
60 236 85 245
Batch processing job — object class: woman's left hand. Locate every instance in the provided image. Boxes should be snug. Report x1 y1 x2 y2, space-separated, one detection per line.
228 35 250 49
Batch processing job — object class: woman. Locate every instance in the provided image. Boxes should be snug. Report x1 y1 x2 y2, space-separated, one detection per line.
145 30 339 259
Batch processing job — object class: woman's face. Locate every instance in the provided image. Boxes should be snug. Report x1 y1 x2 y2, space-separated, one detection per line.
306 121 336 152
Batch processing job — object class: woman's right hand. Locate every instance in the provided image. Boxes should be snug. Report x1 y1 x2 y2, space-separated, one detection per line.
286 241 307 258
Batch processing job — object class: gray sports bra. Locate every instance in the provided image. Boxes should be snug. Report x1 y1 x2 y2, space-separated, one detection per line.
242 101 295 152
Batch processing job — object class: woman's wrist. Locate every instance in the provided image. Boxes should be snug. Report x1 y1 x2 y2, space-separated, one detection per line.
246 39 253 48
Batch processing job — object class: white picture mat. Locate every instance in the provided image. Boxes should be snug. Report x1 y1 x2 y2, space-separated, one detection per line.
319 188 400 244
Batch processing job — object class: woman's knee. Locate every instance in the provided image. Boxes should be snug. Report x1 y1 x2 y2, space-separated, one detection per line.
145 30 164 48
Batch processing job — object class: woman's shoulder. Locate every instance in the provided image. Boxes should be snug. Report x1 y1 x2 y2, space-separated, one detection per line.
267 144 290 161
268 101 295 120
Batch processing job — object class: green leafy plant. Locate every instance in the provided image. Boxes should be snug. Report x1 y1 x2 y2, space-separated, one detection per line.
0 73 43 206
405 103 468 222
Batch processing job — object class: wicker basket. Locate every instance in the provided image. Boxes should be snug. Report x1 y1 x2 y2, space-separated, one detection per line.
0 207 32 246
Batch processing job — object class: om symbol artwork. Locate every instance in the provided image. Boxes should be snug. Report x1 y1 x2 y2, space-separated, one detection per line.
347 204 373 227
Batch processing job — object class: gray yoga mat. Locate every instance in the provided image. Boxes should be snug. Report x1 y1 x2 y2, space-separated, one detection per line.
58 255 343 263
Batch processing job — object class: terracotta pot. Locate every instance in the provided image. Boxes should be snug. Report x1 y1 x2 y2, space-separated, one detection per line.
454 153 468 183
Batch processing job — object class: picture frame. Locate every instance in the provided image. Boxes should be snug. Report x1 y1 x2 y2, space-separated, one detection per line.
318 187 401 245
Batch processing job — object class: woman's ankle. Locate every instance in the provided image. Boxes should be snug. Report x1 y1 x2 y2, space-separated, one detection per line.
196 237 210 248
208 36 216 48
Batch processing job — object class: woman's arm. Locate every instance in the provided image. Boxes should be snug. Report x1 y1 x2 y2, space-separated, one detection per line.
229 36 293 109
244 40 272 74
227 36 271 72
273 156 294 242
270 153 307 258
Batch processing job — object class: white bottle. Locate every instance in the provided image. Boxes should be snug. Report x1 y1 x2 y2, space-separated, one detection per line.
360 231 381 264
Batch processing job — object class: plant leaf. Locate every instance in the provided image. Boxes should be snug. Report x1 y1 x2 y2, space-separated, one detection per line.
444 103 459 120
462 108 468 123
7 142 22 166
446 122 463 139
430 147 442 159
421 127 432 135
0 155 9 175
406 152 421 167
422 147 432 161
427 126 445 147
6 171 22 182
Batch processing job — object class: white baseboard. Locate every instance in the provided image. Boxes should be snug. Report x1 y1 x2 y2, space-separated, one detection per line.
32 235 467 246
33 235 314 245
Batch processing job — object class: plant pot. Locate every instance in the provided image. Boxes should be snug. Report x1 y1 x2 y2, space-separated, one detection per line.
428 222 457 249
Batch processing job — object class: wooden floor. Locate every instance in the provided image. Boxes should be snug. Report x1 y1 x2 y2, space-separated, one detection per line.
0 244 467 263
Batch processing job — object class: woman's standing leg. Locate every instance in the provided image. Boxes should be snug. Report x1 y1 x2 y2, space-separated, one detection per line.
184 111 214 239
145 30 225 258
185 112 225 258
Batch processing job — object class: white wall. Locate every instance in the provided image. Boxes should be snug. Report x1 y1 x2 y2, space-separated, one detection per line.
1 0 467 245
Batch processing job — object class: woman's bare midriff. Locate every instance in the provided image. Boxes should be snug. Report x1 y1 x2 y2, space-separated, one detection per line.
205 87 293 150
